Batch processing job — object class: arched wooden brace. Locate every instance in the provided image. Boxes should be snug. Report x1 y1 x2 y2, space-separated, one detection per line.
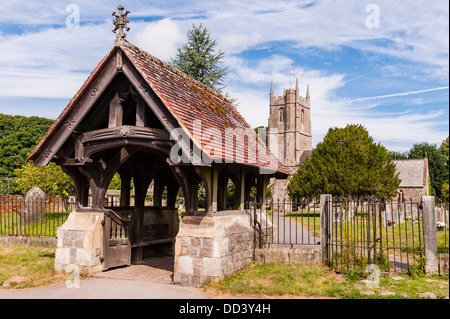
117 165 132 207
154 166 181 208
194 167 212 213
60 166 90 208
169 165 202 214
123 154 167 243
244 173 258 204
217 166 242 211
79 147 139 209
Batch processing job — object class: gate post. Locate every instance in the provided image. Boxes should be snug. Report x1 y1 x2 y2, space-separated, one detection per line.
320 194 332 263
422 196 438 275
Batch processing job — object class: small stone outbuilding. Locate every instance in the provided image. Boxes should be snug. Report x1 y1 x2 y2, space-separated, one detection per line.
392 158 430 203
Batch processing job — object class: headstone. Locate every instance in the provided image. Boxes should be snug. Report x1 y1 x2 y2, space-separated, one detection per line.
22 187 46 225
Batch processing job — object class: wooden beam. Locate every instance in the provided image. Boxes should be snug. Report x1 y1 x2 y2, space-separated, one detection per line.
136 94 146 127
32 52 119 166
108 93 123 128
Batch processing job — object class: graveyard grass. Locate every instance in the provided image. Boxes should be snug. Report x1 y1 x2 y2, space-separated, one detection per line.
0 211 69 237
286 211 449 258
0 244 67 289
205 262 449 299
0 243 448 298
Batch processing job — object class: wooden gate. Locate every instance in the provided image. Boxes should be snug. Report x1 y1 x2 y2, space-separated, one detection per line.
101 209 132 271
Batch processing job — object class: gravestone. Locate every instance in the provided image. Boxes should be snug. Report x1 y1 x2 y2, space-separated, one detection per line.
22 187 46 225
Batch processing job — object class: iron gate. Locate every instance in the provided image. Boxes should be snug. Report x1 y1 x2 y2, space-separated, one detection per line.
247 199 321 248
323 197 425 274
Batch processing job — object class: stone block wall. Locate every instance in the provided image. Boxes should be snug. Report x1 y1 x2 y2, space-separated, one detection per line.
54 210 104 275
0 236 56 247
400 187 427 203
173 211 253 287
254 246 321 265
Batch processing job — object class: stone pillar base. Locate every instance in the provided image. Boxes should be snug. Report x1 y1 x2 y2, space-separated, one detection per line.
54 210 104 275
173 211 254 287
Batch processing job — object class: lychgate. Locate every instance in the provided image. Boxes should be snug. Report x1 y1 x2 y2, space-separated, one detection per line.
28 6 288 285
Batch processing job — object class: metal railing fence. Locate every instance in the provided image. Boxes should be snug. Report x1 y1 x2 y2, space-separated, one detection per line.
0 196 73 238
247 197 448 274
246 198 321 248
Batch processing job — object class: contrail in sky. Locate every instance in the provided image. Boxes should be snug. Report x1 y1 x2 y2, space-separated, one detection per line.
349 86 449 103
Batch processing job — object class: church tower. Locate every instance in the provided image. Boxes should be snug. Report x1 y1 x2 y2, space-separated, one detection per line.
268 78 312 175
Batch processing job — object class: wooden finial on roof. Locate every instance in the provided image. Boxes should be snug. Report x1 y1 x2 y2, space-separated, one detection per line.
112 6 130 45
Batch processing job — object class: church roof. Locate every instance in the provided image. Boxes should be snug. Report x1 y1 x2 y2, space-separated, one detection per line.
28 40 288 177
392 159 428 188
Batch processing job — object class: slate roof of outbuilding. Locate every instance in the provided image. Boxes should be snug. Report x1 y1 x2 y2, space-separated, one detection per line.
29 40 288 176
392 159 428 188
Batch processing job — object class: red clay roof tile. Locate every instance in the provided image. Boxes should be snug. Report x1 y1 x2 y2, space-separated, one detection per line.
28 40 288 176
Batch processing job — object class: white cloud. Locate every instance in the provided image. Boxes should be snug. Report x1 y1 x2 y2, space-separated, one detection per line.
0 22 113 100
132 19 184 62
0 68 88 99
227 54 448 151
202 0 449 80
349 87 450 103
0 22 112 70
0 0 447 152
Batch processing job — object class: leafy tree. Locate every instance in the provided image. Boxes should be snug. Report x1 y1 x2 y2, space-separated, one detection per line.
440 136 449 199
441 136 449 164
0 114 53 177
389 150 408 160
108 173 122 190
408 141 447 198
288 124 400 199
171 24 229 93
254 126 268 146
442 183 449 200
11 161 74 198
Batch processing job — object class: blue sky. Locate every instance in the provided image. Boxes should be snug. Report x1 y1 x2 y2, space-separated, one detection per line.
0 0 448 152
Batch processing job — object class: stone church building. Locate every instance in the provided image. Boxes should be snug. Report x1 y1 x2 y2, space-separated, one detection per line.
392 158 430 203
267 79 312 200
265 79 430 203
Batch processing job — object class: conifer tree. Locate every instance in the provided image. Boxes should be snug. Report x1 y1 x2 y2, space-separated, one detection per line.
171 24 228 93
288 124 400 200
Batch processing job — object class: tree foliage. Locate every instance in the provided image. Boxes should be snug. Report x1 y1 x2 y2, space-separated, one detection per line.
12 161 74 198
288 124 400 199
441 136 449 163
408 141 447 198
440 136 449 199
0 114 53 177
389 150 408 160
171 24 229 93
